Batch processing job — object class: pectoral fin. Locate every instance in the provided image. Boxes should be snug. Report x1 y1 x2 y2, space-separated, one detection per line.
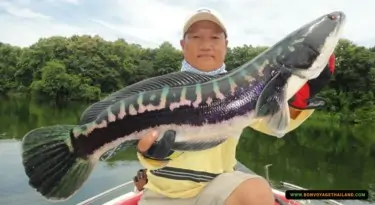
255 69 291 137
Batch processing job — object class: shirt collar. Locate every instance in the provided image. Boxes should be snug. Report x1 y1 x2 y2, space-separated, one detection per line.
180 59 227 75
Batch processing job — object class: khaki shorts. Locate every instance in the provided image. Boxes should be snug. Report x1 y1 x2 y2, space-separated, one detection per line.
138 171 261 205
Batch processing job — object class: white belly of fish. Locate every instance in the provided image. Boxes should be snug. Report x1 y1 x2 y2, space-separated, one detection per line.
91 111 258 160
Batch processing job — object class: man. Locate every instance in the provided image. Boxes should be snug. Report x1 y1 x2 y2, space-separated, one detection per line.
135 8 335 205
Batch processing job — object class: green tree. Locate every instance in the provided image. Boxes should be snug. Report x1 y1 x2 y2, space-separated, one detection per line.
0 35 374 122
0 43 22 94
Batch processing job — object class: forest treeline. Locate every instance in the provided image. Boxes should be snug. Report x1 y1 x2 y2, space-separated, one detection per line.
0 35 375 122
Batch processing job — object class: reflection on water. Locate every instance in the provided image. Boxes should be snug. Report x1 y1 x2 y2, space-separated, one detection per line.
0 139 142 205
0 97 374 205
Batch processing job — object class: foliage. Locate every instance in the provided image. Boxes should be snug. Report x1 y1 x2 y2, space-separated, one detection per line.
0 36 375 121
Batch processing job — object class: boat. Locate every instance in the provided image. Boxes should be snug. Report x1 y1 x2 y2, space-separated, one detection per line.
92 187 295 205
77 164 344 205
77 183 296 205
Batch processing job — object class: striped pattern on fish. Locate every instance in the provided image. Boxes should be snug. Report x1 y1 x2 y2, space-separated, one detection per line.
20 11 346 202
72 62 273 158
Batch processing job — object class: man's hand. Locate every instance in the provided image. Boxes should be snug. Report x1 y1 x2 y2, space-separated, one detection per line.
137 131 159 153
137 130 176 160
133 169 148 191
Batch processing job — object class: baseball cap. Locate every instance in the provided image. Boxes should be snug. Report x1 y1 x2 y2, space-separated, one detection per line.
182 8 227 37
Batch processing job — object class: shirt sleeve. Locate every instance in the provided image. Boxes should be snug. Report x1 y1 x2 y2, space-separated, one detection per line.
249 107 314 136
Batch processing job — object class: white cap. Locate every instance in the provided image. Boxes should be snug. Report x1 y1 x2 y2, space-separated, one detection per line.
182 8 227 37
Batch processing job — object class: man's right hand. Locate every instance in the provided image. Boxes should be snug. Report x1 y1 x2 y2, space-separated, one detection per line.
137 130 177 160
137 131 159 153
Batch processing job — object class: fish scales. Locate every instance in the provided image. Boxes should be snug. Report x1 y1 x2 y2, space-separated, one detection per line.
72 58 278 156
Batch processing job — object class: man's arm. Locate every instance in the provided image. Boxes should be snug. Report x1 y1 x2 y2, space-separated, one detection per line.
249 107 315 136
137 130 182 170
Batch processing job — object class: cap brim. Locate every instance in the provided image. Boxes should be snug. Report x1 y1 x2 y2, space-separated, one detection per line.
183 12 227 37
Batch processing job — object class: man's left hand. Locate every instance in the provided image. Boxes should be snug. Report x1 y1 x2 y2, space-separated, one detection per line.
133 169 148 191
288 54 335 110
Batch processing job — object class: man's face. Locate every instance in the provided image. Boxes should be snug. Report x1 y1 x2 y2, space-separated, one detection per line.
180 20 228 72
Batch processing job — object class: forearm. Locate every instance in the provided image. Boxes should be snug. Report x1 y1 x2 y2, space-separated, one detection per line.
137 129 182 169
289 106 303 120
249 106 315 136
286 106 315 131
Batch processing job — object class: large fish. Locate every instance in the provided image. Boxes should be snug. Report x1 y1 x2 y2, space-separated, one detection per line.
21 11 345 201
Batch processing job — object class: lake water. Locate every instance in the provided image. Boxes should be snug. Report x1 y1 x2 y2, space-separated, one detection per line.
0 97 374 205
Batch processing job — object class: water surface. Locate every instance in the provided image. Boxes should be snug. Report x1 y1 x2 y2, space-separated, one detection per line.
0 97 373 204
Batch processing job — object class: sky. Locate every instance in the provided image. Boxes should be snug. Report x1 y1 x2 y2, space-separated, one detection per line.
0 0 373 49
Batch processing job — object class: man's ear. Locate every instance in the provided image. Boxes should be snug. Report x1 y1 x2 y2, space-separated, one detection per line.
225 39 228 47
180 39 185 49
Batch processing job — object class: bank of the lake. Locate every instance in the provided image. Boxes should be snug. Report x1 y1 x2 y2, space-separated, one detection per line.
0 97 374 205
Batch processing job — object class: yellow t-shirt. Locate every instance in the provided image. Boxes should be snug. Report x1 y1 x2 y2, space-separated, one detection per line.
137 108 315 198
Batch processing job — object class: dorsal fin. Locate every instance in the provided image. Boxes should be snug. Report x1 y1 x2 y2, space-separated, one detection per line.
79 71 225 124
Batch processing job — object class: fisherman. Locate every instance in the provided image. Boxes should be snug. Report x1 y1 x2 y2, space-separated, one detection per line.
134 8 336 205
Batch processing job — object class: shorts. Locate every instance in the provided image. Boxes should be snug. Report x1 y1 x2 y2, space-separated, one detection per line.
138 171 261 205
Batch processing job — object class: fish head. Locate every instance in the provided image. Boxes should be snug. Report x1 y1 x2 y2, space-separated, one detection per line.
253 12 346 137
277 11 345 80
274 11 345 100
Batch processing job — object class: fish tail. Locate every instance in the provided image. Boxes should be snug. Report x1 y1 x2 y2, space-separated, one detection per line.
21 125 95 201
